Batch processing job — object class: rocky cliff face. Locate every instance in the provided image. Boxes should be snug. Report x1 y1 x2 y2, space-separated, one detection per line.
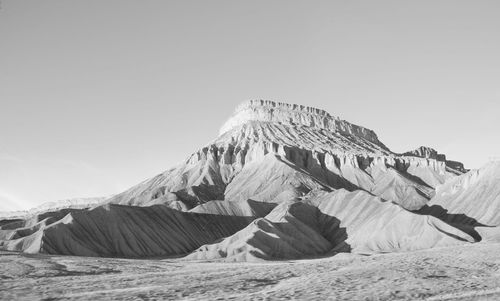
2 100 498 261
404 146 467 173
219 100 388 150
404 146 447 161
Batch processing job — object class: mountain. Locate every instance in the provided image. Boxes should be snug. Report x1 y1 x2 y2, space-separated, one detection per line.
1 100 499 261
101 100 462 210
0 197 105 219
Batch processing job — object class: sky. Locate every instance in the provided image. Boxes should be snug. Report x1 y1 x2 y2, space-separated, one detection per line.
1 0 499 210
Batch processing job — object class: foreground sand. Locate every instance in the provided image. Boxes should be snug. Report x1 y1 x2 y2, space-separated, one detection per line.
2 243 500 301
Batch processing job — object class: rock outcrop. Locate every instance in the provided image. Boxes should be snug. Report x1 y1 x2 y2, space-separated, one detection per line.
404 146 447 161
404 146 467 173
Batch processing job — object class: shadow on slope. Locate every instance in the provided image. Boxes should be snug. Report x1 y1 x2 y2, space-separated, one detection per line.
276 147 361 192
189 199 277 217
414 163 500 242
185 201 350 262
415 205 491 242
388 166 434 190
0 204 258 258
308 189 476 253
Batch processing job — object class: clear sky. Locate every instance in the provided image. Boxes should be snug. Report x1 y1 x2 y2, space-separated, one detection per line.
1 0 499 210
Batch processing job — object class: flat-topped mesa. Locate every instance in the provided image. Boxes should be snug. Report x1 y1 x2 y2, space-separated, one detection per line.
219 100 335 134
219 100 388 149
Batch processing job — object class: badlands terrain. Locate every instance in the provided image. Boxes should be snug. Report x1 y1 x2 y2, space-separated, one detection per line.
1 100 500 299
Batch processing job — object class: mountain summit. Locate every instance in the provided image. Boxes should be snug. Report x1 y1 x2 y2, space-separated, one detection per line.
1 100 499 261
219 100 386 148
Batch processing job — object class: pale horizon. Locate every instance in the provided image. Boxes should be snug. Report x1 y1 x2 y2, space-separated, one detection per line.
1 0 499 210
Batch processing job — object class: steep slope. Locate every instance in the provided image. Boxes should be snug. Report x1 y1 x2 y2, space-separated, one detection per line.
223 154 332 203
307 190 475 253
0 205 253 257
416 162 500 242
186 202 338 261
103 151 226 210
426 162 500 226
367 164 432 210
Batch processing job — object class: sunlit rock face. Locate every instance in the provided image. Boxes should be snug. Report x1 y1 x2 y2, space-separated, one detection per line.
404 146 447 161
219 100 387 150
404 146 468 173
3 100 499 262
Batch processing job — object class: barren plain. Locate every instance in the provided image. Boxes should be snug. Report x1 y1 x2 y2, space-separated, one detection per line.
2 242 500 300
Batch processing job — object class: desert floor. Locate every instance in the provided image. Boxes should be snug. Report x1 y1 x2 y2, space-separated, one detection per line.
1 243 500 301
